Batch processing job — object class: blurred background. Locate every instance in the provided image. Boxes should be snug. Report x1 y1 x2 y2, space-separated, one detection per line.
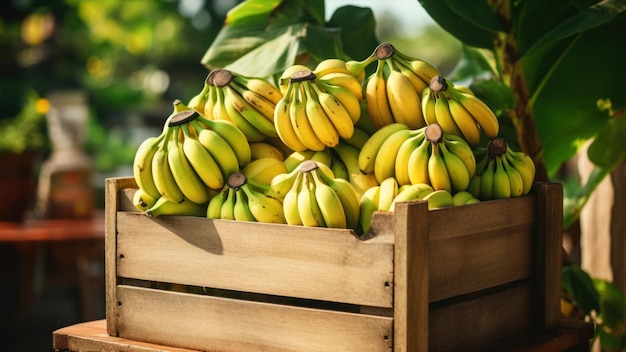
0 0 459 350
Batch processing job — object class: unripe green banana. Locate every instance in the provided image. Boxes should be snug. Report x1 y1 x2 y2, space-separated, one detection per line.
359 185 380 234
207 186 228 219
421 189 454 209
233 187 256 222
492 156 511 199
439 141 471 192
311 170 347 229
479 159 496 200
389 183 434 212
220 187 236 220
146 196 207 217
241 183 286 224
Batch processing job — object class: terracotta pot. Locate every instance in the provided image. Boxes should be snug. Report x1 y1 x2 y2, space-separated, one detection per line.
0 151 38 222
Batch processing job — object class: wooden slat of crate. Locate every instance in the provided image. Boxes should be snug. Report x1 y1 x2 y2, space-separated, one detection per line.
116 285 393 352
115 212 394 308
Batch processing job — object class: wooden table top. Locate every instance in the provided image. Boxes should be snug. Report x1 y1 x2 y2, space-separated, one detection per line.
0 211 104 243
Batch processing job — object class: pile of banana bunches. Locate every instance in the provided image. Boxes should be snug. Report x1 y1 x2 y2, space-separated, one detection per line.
132 42 535 235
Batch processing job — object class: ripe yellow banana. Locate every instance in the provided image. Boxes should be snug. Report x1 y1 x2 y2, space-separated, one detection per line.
231 83 277 122
167 126 211 204
451 89 499 139
283 172 303 225
240 183 286 224
333 142 379 198
378 177 399 212
242 157 288 186
394 128 426 186
385 60 424 129
250 141 285 161
358 122 409 173
203 85 218 120
392 52 440 84
311 170 347 228
196 126 240 181
312 82 355 140
279 64 311 94
298 172 325 227
146 196 207 217
199 117 251 168
407 137 432 185
439 141 471 192
290 82 326 151
428 142 452 192
317 81 361 123
317 72 364 100
224 85 277 139
313 58 351 78
420 87 438 125
365 60 394 129
359 185 380 234
388 183 434 212
318 170 360 231
442 134 477 178
274 84 309 152
394 58 428 95
374 128 414 183
222 89 266 142
152 131 184 204
232 74 283 105
434 95 464 138
447 96 481 147
132 188 158 212
182 126 225 191
303 81 340 148
133 135 164 200
212 87 231 122
493 156 511 199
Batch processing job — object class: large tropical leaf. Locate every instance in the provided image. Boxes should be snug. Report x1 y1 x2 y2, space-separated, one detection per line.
326 5 379 62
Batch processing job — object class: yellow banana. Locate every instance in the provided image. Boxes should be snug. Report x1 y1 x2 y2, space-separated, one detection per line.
394 128 426 186
317 81 361 123
333 142 379 198
318 170 360 230
279 64 312 94
313 58 351 78
152 131 184 204
167 126 211 204
198 117 251 168
428 142 452 192
232 74 283 105
365 60 394 129
274 84 309 152
303 81 340 148
394 57 429 96
207 186 228 219
242 157 288 186
407 137 432 185
132 188 158 212
359 185 380 234
231 83 277 122
392 53 440 84
203 85 218 120
312 82 355 140
505 146 535 195
283 150 315 173
233 187 256 222
420 87 438 125
358 122 409 173
317 72 363 100
421 189 454 209
221 88 266 142
434 95 464 137
443 134 477 178
439 141 471 192
502 155 524 197
212 87 231 122
250 142 285 161
187 77 211 115
311 170 347 228
133 135 164 200
385 59 424 129
389 183 434 212
146 196 207 217
240 183 286 224
182 126 225 191
196 125 240 181
447 96 481 147
493 156 511 199
283 172 304 225
374 128 414 183
451 89 499 139
225 85 277 139
298 172 325 227
290 82 326 151
269 165 301 199
378 177 399 212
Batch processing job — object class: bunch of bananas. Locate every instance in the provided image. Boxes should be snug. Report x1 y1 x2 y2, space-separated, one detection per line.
421 75 499 147
346 42 439 130
188 69 284 142
207 172 286 223
468 138 536 200
132 102 252 216
273 64 363 152
270 160 360 230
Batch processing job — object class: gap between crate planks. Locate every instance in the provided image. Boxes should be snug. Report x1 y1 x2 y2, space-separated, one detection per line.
104 176 563 352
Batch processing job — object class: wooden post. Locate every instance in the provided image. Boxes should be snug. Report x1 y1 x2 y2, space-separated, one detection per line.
533 182 563 332
393 200 429 352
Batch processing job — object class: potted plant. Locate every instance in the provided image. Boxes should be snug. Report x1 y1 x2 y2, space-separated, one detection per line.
0 89 49 221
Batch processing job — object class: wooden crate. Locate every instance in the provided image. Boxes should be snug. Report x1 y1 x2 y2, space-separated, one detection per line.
105 176 563 352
